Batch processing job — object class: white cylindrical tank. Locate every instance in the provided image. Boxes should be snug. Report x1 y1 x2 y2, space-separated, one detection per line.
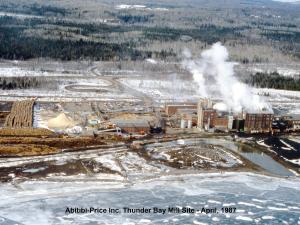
187 120 192 128
180 119 186 129
228 116 234 130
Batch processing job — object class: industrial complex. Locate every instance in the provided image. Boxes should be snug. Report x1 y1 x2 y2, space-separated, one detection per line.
0 97 299 140
166 98 298 134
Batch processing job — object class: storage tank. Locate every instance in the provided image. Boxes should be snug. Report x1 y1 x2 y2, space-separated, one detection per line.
187 120 192 128
228 116 234 130
180 119 186 129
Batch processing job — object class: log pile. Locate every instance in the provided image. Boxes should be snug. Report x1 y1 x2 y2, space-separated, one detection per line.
4 99 35 128
0 128 54 137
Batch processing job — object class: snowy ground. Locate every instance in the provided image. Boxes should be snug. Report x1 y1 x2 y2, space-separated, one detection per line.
0 67 83 77
1 63 300 113
144 138 243 169
0 11 43 19
243 63 300 78
115 4 169 11
119 78 201 101
0 88 135 102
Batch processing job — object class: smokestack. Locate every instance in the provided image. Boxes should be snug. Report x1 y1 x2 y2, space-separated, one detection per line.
182 42 272 114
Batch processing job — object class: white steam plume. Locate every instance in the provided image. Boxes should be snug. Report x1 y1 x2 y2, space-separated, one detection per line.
183 42 272 113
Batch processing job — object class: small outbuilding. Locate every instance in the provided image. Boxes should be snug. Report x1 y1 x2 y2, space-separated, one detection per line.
282 114 300 131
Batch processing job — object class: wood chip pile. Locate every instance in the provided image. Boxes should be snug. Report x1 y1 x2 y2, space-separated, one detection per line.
4 99 35 128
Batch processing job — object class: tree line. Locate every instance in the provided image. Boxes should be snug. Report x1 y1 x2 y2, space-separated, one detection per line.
0 77 56 90
246 72 300 91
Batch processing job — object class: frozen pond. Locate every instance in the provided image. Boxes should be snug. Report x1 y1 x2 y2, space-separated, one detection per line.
239 151 293 177
0 173 299 224
154 138 295 177
199 138 295 177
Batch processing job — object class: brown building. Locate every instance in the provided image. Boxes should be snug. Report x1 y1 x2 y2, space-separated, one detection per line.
197 99 215 129
165 104 197 116
202 109 217 129
244 113 273 133
215 117 229 129
111 119 150 134
178 108 198 127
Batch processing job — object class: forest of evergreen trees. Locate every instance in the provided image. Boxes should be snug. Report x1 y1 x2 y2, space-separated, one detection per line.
0 16 248 61
0 17 149 60
143 25 243 44
246 72 300 91
0 77 57 90
0 77 39 89
0 2 299 62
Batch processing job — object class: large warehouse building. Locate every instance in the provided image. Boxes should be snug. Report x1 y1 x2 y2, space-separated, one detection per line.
244 113 273 133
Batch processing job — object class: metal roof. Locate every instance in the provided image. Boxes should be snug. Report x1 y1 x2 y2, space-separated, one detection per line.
110 119 149 128
283 114 300 120
0 102 12 112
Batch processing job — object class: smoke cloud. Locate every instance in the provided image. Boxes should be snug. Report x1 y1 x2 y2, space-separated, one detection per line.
183 42 272 113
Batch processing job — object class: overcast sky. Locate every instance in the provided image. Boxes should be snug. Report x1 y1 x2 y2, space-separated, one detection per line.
273 0 300 2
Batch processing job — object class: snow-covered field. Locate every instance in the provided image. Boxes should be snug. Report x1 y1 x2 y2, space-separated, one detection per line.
254 88 300 100
247 65 300 78
0 11 43 19
2 67 300 110
119 78 201 101
0 67 82 77
0 88 135 102
253 88 300 114
116 4 169 11
1 63 300 110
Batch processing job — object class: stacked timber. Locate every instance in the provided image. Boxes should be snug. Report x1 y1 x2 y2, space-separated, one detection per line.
4 99 35 128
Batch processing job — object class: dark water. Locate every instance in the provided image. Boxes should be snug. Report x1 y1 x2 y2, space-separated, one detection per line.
264 136 300 160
